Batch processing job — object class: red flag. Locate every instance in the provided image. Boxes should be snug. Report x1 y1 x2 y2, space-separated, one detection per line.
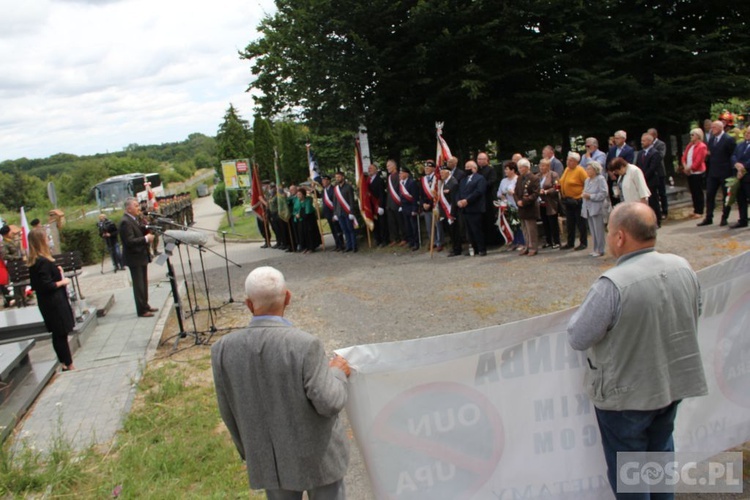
355 138 374 231
497 205 514 244
250 164 265 221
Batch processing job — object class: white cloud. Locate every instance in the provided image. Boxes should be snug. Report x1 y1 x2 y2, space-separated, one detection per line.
0 0 275 160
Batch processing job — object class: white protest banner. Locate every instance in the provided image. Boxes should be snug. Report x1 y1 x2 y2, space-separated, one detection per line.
338 251 750 499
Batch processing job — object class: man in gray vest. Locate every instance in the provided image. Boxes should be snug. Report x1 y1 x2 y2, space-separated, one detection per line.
567 202 707 498
212 266 351 499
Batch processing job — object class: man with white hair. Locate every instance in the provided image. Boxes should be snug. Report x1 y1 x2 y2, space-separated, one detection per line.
605 131 635 205
212 266 351 499
699 120 736 227
581 137 607 169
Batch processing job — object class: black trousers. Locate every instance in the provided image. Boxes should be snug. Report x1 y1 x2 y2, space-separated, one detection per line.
705 175 731 222
687 173 705 215
562 198 587 247
737 180 750 224
647 183 662 224
443 217 462 255
386 207 404 243
129 263 149 315
374 213 388 245
401 211 419 249
52 330 73 366
464 212 486 253
541 212 560 245
657 177 669 216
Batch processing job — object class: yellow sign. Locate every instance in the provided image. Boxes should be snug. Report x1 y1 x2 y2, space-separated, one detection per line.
221 159 250 189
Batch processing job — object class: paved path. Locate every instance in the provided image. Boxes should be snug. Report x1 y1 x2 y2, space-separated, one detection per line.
14 195 228 451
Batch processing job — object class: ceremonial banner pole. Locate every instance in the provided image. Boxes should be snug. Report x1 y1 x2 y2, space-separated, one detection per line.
255 164 271 246
432 122 451 258
306 143 326 251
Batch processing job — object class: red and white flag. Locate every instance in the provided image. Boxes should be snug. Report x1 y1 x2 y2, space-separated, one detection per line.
20 206 30 252
496 205 514 244
355 138 374 231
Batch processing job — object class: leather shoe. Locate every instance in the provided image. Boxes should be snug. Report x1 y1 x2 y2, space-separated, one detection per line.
527 250 538 256
559 244 571 250
447 252 460 257
719 218 728 227
148 307 158 312
477 251 487 256
574 244 587 251
139 312 155 317
697 219 712 227
730 222 748 229
260 244 269 248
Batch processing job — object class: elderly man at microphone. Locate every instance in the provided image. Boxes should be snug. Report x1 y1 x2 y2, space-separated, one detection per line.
120 197 159 317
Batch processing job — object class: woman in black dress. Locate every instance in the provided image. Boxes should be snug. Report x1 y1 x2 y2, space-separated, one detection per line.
28 229 75 371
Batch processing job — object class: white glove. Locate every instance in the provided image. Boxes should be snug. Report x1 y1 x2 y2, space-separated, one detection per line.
398 207 403 212
333 215 339 221
377 207 384 216
348 214 355 221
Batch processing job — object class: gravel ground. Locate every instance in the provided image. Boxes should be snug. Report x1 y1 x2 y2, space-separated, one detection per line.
169 206 750 499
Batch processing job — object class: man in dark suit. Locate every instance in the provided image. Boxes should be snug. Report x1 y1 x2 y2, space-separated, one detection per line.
649 128 669 219
398 166 420 251
543 145 564 177
636 133 663 225
730 127 750 229
332 172 358 252
439 165 462 256
119 197 157 317
367 163 388 246
606 131 635 205
385 159 405 246
476 152 500 245
320 175 345 251
211 266 351 499
458 160 488 256
699 120 736 226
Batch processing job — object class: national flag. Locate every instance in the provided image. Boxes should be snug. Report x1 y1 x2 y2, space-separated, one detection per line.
306 144 321 184
19 206 30 252
435 122 452 167
355 138 374 231
274 149 290 222
497 205 514 244
250 164 265 220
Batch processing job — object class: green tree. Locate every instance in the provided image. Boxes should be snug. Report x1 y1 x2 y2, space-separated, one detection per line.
253 115 276 181
277 121 308 183
216 104 251 177
243 0 750 160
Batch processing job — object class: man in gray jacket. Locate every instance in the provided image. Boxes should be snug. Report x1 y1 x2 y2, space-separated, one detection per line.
212 266 351 499
567 202 707 498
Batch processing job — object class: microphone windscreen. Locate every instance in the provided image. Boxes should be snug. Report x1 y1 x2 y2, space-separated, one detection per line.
163 230 209 246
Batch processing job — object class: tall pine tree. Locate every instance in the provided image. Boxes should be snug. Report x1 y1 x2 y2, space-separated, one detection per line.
253 115 276 181
216 104 250 178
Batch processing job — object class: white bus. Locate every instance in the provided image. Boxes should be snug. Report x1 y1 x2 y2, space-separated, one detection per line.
93 173 163 208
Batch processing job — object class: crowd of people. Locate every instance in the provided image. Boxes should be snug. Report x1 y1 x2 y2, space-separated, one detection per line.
252 121 750 258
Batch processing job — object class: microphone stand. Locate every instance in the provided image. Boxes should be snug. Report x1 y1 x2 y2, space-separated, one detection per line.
156 217 242 313
147 228 207 351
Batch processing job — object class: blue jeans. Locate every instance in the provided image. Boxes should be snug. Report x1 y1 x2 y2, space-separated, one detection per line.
595 401 680 500
337 215 357 251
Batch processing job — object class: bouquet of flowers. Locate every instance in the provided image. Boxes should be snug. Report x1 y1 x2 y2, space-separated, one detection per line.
725 177 739 207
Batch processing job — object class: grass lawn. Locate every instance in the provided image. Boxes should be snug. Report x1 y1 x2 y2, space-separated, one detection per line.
217 205 263 240
1 308 264 499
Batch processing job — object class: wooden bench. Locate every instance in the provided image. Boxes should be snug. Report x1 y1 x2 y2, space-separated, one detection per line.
53 251 85 300
5 251 85 307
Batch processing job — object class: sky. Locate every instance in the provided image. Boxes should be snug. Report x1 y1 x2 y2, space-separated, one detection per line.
0 0 276 162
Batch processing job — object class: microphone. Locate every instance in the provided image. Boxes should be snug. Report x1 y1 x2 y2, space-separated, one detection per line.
144 212 162 217
163 229 209 246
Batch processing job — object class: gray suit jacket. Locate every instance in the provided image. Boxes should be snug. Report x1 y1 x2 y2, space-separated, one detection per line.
211 318 349 491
